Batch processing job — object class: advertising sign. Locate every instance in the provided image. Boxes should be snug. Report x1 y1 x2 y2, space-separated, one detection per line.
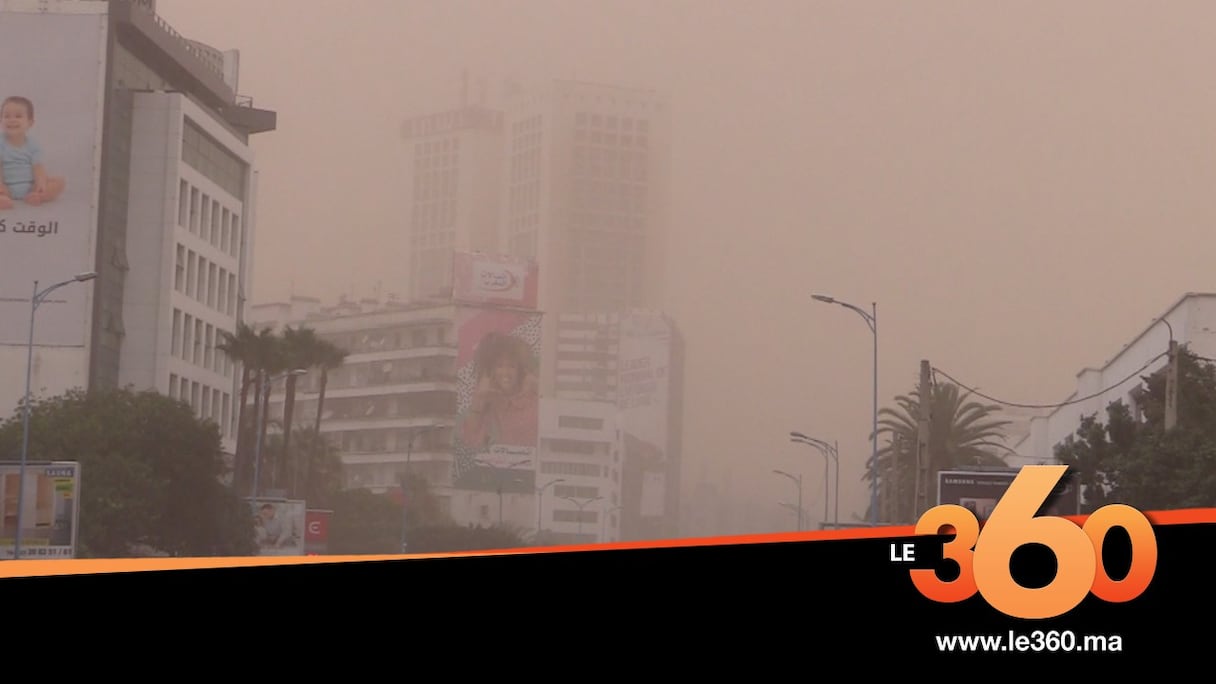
249 498 306 556
304 508 331 555
0 4 108 347
936 468 1081 519
451 251 539 309
617 311 672 518
451 305 542 493
0 461 81 560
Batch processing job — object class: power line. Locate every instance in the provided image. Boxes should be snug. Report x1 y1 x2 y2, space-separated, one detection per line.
931 349 1170 411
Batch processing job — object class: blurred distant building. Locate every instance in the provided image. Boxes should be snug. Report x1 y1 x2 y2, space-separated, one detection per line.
396 77 686 539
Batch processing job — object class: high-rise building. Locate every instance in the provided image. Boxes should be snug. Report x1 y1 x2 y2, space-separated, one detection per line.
356 77 685 539
0 0 275 459
401 90 506 301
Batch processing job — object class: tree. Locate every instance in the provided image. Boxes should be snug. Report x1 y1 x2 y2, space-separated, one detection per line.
218 323 283 495
871 381 1012 522
262 426 344 510
328 488 403 555
0 388 255 557
1055 347 1216 512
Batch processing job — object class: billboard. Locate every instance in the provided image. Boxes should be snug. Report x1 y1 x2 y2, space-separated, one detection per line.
451 251 539 309
937 468 1081 520
304 508 332 555
0 4 108 347
249 498 306 556
451 305 542 494
0 461 81 560
617 311 672 518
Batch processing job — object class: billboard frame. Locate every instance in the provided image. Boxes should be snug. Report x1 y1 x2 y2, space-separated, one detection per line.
0 459 82 560
936 467 1082 519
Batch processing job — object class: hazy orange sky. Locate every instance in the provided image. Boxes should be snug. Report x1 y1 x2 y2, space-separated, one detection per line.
156 0 1216 529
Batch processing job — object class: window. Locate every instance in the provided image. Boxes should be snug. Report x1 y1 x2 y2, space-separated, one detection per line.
171 309 182 357
557 416 603 430
175 245 185 291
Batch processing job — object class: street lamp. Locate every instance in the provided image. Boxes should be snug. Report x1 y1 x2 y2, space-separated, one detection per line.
777 501 809 528
251 368 308 502
474 457 531 525
600 503 623 543
559 495 602 539
14 271 96 560
535 478 565 544
399 425 442 553
772 469 803 531
812 293 879 525
790 431 839 528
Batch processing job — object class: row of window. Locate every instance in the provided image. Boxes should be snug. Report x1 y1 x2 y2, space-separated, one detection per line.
178 178 243 258
175 244 239 317
182 117 249 202
574 145 649 182
411 199 458 234
575 113 650 133
169 373 233 439
573 129 649 149
414 167 458 203
171 308 234 379
317 326 450 356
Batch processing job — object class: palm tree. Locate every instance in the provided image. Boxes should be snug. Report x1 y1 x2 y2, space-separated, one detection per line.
279 326 325 496
311 338 348 438
217 322 269 492
870 381 1012 522
250 326 287 494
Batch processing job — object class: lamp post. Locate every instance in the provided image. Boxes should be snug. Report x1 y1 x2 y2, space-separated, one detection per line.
251 368 308 502
399 425 441 553
474 458 531 525
772 469 803 531
559 495 602 539
790 431 839 528
600 503 623 543
812 293 879 525
535 478 565 544
14 271 97 561
777 501 809 528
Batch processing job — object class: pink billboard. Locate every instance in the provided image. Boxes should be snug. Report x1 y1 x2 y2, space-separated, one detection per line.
451 306 542 492
451 251 539 309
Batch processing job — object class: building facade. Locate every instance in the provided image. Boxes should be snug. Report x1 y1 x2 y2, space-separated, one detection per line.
1014 292 1216 463
0 0 275 458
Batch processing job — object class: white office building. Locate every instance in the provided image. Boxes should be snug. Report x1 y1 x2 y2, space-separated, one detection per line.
0 0 275 460
1014 292 1216 463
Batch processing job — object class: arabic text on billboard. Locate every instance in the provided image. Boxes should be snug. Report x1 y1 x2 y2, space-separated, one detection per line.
451 306 541 493
1 461 80 560
451 251 539 309
0 5 107 347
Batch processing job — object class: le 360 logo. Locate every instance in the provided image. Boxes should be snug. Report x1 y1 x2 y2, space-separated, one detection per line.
907 465 1158 619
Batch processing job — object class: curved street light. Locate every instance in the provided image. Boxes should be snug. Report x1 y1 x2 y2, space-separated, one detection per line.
772 469 803 531
811 293 879 525
559 495 602 538
535 478 566 543
790 431 839 528
14 271 97 560
473 457 532 525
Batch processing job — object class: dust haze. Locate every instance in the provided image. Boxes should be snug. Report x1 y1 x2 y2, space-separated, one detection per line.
154 0 1216 531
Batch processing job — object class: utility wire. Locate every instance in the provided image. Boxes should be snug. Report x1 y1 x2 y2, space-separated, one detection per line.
931 350 1170 411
